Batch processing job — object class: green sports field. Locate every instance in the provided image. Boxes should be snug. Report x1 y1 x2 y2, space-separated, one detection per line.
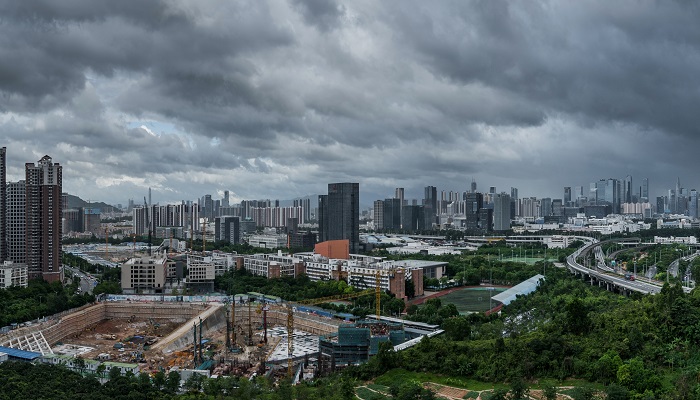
439 287 508 314
499 256 548 265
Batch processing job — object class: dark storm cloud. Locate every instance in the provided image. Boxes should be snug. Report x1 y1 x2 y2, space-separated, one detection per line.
1 0 699 203
291 0 345 32
388 0 700 138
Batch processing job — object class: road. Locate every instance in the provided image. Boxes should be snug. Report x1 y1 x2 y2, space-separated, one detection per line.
566 237 668 295
63 265 98 294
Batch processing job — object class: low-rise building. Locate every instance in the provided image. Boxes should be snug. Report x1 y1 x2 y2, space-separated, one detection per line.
0 261 28 288
248 234 287 249
120 254 167 294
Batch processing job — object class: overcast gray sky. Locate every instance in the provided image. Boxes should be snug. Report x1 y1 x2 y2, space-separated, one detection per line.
1 0 699 206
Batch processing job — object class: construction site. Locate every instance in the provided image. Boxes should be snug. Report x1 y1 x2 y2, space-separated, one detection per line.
0 296 414 382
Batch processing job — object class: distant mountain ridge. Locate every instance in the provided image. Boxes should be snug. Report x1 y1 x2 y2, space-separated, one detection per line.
65 194 117 212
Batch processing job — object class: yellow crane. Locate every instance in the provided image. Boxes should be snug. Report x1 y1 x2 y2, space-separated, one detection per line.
285 287 377 378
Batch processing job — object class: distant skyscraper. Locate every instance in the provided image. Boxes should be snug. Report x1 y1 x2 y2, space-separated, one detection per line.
423 186 437 229
493 193 511 231
540 198 552 217
465 192 482 231
373 200 384 230
401 204 425 231
564 187 572 206
510 187 518 201
689 190 698 219
624 175 633 204
318 183 359 253
25 156 62 282
0 147 5 262
223 190 230 207
6 181 25 264
394 187 404 226
383 198 401 230
470 179 477 194
641 178 649 202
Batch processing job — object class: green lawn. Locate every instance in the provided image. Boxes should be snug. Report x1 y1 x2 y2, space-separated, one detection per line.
499 256 547 265
374 369 508 391
356 386 388 400
439 287 507 313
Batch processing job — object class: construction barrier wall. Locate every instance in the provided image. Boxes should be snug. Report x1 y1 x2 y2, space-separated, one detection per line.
0 302 210 348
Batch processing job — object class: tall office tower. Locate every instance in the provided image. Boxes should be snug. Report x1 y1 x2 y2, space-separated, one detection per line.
383 198 402 230
423 186 437 229
689 190 698 219
318 183 360 253
203 194 213 221
564 187 572 206
493 193 511 231
552 199 563 217
373 200 384 230
132 207 148 236
623 175 633 204
25 156 62 282
0 147 5 262
641 178 649 202
215 216 240 244
573 186 583 205
401 204 425 232
540 198 552 217
489 186 496 194
223 190 230 207
465 192 483 230
656 196 665 215
470 179 477 194
394 188 405 227
6 181 25 263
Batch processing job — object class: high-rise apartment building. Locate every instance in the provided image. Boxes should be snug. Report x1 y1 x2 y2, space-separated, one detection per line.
564 187 572 206
318 183 359 253
373 200 384 230
0 147 5 262
25 156 62 282
493 193 511 231
7 181 25 264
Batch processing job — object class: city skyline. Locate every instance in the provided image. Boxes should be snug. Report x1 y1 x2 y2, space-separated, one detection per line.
2 2 700 204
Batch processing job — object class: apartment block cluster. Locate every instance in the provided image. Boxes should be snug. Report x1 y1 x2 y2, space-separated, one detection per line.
129 189 314 247
120 182 443 299
373 184 515 233
0 147 63 287
121 241 441 301
371 175 699 234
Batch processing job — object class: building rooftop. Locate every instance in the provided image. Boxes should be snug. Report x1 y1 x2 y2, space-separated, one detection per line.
0 345 42 361
491 274 545 306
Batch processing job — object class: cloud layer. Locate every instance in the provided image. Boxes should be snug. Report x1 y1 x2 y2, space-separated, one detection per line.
1 0 699 205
